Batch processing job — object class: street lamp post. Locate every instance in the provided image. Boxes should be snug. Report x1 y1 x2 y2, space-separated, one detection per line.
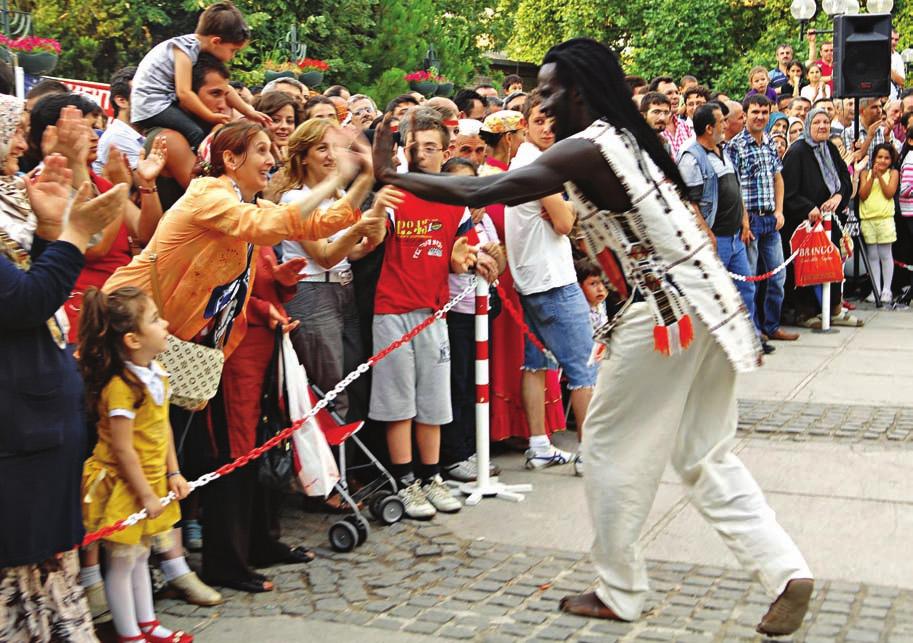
791 0 891 38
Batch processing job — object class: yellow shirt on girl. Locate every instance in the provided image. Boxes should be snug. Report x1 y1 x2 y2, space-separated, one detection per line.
82 361 179 545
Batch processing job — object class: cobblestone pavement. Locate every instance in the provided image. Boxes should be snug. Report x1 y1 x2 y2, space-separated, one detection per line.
156 508 910 642
140 396 911 641
737 399 913 444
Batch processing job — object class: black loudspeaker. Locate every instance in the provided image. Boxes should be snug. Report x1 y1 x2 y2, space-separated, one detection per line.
833 14 892 98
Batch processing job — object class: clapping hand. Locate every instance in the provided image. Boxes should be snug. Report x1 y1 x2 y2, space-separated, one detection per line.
135 135 168 186
102 149 133 187
41 106 90 166
24 154 73 240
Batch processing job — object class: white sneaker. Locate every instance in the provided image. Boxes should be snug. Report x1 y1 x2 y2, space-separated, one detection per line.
398 480 436 520
524 445 574 469
573 452 584 477
445 454 501 482
468 453 501 476
882 291 894 305
422 475 462 513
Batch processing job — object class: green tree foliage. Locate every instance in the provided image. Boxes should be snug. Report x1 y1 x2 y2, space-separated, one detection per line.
31 0 510 91
28 0 913 95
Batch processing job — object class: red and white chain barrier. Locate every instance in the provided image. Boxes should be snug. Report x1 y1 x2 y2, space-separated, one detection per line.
894 259 913 272
82 278 480 547
492 281 558 362
727 226 818 283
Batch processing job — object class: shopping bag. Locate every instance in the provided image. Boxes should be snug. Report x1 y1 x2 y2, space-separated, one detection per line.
280 333 340 497
790 221 844 287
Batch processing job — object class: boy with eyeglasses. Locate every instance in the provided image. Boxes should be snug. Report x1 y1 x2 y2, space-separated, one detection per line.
369 107 496 519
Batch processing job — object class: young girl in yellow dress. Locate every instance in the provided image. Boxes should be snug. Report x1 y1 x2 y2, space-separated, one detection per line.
79 286 194 643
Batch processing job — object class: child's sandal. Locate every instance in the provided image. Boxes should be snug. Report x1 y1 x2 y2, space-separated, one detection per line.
138 620 194 643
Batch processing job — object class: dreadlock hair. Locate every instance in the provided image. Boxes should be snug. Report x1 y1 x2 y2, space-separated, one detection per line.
78 287 151 422
542 38 686 194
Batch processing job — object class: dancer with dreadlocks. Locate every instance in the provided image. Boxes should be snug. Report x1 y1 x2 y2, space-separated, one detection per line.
373 38 813 637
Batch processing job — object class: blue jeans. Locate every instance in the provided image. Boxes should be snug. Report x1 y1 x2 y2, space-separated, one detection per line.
520 283 598 389
746 213 786 335
715 233 756 321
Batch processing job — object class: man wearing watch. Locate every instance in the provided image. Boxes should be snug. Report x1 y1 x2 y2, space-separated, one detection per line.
728 94 800 342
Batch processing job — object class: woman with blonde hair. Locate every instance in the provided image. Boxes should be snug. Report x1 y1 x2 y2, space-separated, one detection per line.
268 118 400 421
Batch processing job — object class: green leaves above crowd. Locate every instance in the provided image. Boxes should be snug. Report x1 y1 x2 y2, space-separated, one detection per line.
33 0 912 97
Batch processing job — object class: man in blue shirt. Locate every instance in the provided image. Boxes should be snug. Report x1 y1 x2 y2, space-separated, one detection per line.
728 95 800 342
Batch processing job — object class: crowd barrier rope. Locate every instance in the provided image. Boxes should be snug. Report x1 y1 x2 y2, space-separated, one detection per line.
81 278 480 547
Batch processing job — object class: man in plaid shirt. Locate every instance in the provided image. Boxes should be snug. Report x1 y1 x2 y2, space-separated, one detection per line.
728 94 799 342
842 98 897 163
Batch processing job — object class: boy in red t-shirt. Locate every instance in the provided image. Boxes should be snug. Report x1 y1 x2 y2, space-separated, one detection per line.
369 107 477 519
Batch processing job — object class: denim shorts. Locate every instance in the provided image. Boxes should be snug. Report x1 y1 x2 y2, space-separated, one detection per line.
520 283 598 389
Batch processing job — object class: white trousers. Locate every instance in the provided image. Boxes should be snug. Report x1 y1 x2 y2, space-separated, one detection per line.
583 303 812 620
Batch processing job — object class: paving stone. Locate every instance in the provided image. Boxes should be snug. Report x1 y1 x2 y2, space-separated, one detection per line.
422 609 456 624
363 600 397 613
535 625 577 640
390 604 423 619
512 610 549 625
314 597 348 612
370 616 407 631
404 620 441 635
438 624 476 639
845 629 880 642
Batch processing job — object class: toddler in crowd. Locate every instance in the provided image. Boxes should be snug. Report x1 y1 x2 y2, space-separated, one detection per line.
369 108 478 519
745 65 778 102
130 1 269 149
78 287 193 643
859 143 900 303
575 258 610 333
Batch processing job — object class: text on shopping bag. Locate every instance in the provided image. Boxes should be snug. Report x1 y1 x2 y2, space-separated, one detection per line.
790 221 844 287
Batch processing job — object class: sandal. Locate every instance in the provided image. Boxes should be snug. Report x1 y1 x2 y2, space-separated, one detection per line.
831 310 864 327
138 620 194 643
286 546 316 564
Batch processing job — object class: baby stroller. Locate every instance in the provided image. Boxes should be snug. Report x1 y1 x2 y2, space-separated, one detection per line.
308 385 405 552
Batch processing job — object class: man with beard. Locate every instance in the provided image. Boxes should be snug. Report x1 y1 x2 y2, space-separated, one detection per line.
639 91 673 155
372 38 813 638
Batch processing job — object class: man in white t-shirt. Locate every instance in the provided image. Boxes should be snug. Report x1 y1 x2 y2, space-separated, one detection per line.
891 30 905 101
496 103 597 475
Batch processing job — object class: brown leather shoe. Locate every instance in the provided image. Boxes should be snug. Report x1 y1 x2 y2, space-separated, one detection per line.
768 328 799 341
756 578 814 636
559 592 627 620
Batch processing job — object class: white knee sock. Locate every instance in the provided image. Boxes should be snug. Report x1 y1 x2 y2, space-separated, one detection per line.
104 549 142 638
133 548 173 638
160 555 191 582
867 244 882 293
78 564 102 588
879 244 894 295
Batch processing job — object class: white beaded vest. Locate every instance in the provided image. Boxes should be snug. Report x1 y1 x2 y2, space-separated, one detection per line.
565 120 761 374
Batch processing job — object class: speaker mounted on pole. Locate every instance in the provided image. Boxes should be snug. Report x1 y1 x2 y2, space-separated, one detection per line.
833 14 892 98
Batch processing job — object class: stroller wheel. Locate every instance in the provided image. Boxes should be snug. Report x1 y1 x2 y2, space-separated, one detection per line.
344 515 370 546
377 495 405 525
367 492 387 521
328 520 358 552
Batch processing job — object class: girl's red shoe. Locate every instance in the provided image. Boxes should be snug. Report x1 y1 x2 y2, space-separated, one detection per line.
138 620 194 643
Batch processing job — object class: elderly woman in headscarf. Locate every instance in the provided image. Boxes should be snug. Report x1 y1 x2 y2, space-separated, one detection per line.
0 93 128 642
782 106 862 327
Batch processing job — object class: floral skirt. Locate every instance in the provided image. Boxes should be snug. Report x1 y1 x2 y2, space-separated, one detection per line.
0 549 97 642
